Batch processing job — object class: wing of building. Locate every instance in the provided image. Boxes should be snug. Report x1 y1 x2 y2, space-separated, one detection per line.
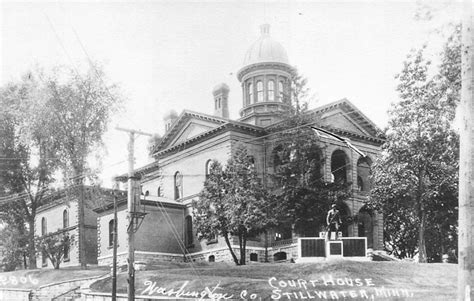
95 24 386 265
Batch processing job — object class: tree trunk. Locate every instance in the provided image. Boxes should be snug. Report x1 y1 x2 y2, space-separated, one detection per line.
53 259 60 269
416 167 427 263
239 230 247 266
223 233 240 265
418 210 427 263
74 175 87 270
439 224 445 261
27 218 37 269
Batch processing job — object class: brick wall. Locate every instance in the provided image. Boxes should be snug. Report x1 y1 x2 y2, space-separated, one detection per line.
148 133 234 201
97 202 185 264
35 201 80 268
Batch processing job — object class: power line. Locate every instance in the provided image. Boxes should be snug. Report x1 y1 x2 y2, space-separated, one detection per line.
0 159 127 205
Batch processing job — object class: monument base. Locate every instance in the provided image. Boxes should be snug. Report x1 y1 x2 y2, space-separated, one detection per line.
296 237 368 263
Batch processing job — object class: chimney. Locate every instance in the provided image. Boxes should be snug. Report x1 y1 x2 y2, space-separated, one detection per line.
212 83 229 119
163 110 178 132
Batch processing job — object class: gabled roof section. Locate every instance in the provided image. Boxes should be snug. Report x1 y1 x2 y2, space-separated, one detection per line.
150 110 265 157
264 98 385 145
150 110 227 153
308 98 383 138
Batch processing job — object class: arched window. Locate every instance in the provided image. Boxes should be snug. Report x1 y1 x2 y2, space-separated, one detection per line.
247 83 253 104
63 209 69 229
268 80 275 101
278 81 284 101
185 216 193 246
205 160 213 179
41 217 47 236
357 176 364 191
174 171 182 200
256 81 263 102
108 219 115 247
157 186 161 197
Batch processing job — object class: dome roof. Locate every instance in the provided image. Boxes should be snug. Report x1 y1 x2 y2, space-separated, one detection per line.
242 24 289 67
163 109 178 120
212 83 230 95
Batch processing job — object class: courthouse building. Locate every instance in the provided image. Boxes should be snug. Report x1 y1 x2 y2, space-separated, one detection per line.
95 24 385 265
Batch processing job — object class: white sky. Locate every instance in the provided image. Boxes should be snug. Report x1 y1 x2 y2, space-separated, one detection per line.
0 0 461 188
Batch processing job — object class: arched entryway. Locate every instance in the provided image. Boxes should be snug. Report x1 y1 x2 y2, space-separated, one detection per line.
358 206 374 248
336 202 350 237
273 252 287 261
356 156 372 192
331 150 350 184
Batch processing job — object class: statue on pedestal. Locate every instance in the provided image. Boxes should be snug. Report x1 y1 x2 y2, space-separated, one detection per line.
326 204 342 240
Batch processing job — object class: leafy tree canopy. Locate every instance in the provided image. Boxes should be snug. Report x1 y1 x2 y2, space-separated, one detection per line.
269 114 352 237
0 62 123 269
194 145 274 265
36 231 74 270
368 26 460 263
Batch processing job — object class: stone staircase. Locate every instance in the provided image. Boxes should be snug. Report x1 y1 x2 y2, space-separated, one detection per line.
31 274 108 301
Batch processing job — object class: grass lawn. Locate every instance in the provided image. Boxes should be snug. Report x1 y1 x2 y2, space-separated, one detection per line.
90 260 457 300
0 265 109 289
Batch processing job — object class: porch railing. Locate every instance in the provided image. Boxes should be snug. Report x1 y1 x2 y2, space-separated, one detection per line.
270 238 298 247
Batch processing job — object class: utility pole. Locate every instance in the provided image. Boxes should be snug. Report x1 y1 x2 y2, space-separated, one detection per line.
116 127 152 301
112 188 118 301
459 1 474 300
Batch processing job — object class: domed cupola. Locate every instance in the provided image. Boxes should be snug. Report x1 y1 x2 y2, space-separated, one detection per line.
242 24 289 66
237 24 293 126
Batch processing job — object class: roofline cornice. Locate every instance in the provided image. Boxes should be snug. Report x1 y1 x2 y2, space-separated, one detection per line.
237 62 294 81
93 198 185 213
153 122 265 159
152 110 232 153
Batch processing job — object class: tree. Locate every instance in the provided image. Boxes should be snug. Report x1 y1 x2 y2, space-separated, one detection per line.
44 64 122 268
0 75 59 269
270 114 352 237
36 231 74 269
0 63 123 268
369 32 460 262
288 68 310 113
42 64 122 184
194 145 273 265
193 161 238 263
0 224 29 271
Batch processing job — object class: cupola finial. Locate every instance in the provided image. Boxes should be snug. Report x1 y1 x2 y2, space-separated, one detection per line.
260 24 270 36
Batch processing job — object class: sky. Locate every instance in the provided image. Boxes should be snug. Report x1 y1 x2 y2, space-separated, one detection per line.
0 0 461 188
